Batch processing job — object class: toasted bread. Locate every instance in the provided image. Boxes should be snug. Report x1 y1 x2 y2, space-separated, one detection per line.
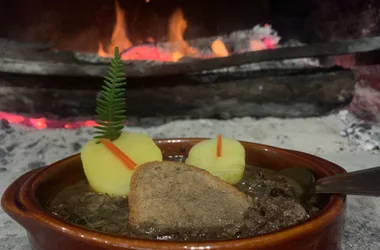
128 161 251 234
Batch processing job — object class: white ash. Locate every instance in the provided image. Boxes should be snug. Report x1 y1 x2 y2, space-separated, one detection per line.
228 24 281 45
338 109 380 153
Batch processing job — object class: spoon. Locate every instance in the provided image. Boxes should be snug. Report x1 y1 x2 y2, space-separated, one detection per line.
278 166 380 199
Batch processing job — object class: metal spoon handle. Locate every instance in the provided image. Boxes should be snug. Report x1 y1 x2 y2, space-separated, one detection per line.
316 166 380 196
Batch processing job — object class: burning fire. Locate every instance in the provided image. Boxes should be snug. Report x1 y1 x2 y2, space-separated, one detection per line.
168 8 199 61
98 1 198 62
97 0 278 62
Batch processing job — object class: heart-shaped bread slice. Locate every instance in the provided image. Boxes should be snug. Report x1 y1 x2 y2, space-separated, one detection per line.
128 161 251 234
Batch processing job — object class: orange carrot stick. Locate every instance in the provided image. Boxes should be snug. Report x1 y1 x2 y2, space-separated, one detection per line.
217 133 222 157
100 138 136 170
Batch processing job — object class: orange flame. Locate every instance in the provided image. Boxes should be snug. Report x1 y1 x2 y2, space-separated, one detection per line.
97 0 132 57
211 39 229 57
168 8 198 62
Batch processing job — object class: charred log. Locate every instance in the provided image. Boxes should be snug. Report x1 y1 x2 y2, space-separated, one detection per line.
0 68 354 119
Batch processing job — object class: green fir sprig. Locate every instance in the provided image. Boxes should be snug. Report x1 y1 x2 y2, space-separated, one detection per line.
93 47 126 141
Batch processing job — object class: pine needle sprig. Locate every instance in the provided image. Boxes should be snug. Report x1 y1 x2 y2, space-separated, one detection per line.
93 47 127 141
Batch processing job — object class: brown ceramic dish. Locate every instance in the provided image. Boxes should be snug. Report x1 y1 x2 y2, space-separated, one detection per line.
2 138 346 250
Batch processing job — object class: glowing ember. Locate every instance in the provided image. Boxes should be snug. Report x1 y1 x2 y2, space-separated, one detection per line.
121 45 173 61
262 37 277 49
0 112 98 130
249 40 267 51
29 118 48 130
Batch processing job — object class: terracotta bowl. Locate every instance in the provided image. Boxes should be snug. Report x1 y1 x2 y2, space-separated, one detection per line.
1 138 346 250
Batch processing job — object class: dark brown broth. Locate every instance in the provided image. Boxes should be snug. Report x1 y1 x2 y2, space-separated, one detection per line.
47 164 319 241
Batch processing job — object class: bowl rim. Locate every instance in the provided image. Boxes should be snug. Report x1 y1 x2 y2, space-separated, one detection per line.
2 138 346 249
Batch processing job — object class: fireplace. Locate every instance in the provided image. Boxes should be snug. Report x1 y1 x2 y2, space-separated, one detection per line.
0 0 380 128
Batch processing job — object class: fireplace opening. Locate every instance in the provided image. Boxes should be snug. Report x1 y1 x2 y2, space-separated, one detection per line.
0 0 314 57
0 0 380 128
1 0 380 62
3 0 378 61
